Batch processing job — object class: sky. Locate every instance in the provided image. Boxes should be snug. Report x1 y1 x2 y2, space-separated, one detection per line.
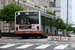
72 0 75 24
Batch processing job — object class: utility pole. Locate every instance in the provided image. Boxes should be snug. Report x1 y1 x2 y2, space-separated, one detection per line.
66 0 68 36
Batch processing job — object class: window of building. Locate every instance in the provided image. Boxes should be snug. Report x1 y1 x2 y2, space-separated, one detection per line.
5 0 8 5
30 0 34 2
31 7 33 10
22 4 25 8
50 2 54 7
13 0 15 1
4 21 8 29
53 11 56 15
54 0 56 7
41 0 43 5
17 0 19 5
54 0 56 4
13 0 15 2
27 6 29 10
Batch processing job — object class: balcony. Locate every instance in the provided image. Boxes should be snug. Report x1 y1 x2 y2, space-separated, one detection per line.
34 0 38 7
50 0 54 2
38 2 41 8
22 0 27 2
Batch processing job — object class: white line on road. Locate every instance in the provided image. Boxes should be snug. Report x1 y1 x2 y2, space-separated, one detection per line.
16 44 34 49
0 44 17 49
54 45 68 49
35 44 52 49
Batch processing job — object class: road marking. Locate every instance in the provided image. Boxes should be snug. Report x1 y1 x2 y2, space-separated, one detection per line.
16 44 34 49
54 45 68 49
35 43 40 45
35 44 51 49
0 44 17 49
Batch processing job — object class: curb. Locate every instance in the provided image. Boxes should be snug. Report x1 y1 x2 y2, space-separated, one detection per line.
1 37 22 40
11 37 20 38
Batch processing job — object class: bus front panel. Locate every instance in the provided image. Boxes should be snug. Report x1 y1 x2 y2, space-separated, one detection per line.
15 12 41 34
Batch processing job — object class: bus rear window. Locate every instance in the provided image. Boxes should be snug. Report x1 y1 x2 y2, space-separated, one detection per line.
16 15 39 24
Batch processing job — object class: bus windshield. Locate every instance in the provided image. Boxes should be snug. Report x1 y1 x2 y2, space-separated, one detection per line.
16 15 39 24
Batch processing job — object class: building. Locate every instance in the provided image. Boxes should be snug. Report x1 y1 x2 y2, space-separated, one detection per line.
0 0 51 32
0 0 72 32
49 0 72 25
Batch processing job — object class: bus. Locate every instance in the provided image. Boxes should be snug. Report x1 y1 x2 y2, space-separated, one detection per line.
15 11 57 38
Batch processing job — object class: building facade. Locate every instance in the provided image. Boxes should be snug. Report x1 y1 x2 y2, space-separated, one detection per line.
0 0 51 32
0 0 72 32
49 0 72 25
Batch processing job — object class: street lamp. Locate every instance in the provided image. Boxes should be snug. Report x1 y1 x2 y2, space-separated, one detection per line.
66 0 69 36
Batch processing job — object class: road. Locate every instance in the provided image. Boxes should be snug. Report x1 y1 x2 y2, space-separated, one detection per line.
0 37 75 50
0 42 73 50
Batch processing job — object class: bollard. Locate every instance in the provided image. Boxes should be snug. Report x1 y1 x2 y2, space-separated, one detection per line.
0 29 1 38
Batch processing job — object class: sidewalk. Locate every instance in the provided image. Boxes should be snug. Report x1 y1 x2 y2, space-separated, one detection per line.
0 37 72 43
0 37 21 40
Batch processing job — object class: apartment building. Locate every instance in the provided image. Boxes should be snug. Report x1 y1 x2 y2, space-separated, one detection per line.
0 0 51 32
0 0 72 32
49 0 72 25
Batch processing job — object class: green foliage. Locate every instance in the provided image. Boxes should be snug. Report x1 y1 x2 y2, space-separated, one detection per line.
46 11 57 27
57 18 67 30
41 16 56 27
46 11 67 30
66 26 73 31
73 27 75 33
73 29 75 33
46 10 56 16
52 19 56 27
0 3 24 22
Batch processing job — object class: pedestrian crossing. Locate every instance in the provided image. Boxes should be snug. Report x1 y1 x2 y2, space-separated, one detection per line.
35 44 51 49
16 44 34 49
0 43 69 50
54 45 68 49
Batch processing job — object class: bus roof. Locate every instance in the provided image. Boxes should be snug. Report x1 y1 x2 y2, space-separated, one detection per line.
40 12 57 20
15 10 57 20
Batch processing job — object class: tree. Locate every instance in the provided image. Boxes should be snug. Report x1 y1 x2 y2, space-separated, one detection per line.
58 18 66 30
66 26 73 31
73 29 75 33
0 3 24 22
46 11 67 35
46 10 56 16
46 11 67 30
72 27 75 33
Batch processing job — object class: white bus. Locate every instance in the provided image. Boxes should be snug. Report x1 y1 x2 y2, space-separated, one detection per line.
15 11 57 38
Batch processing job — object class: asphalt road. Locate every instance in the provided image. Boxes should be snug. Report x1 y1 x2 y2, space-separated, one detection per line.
0 38 75 50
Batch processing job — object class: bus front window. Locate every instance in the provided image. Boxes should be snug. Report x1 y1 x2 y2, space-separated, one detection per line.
16 15 39 24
